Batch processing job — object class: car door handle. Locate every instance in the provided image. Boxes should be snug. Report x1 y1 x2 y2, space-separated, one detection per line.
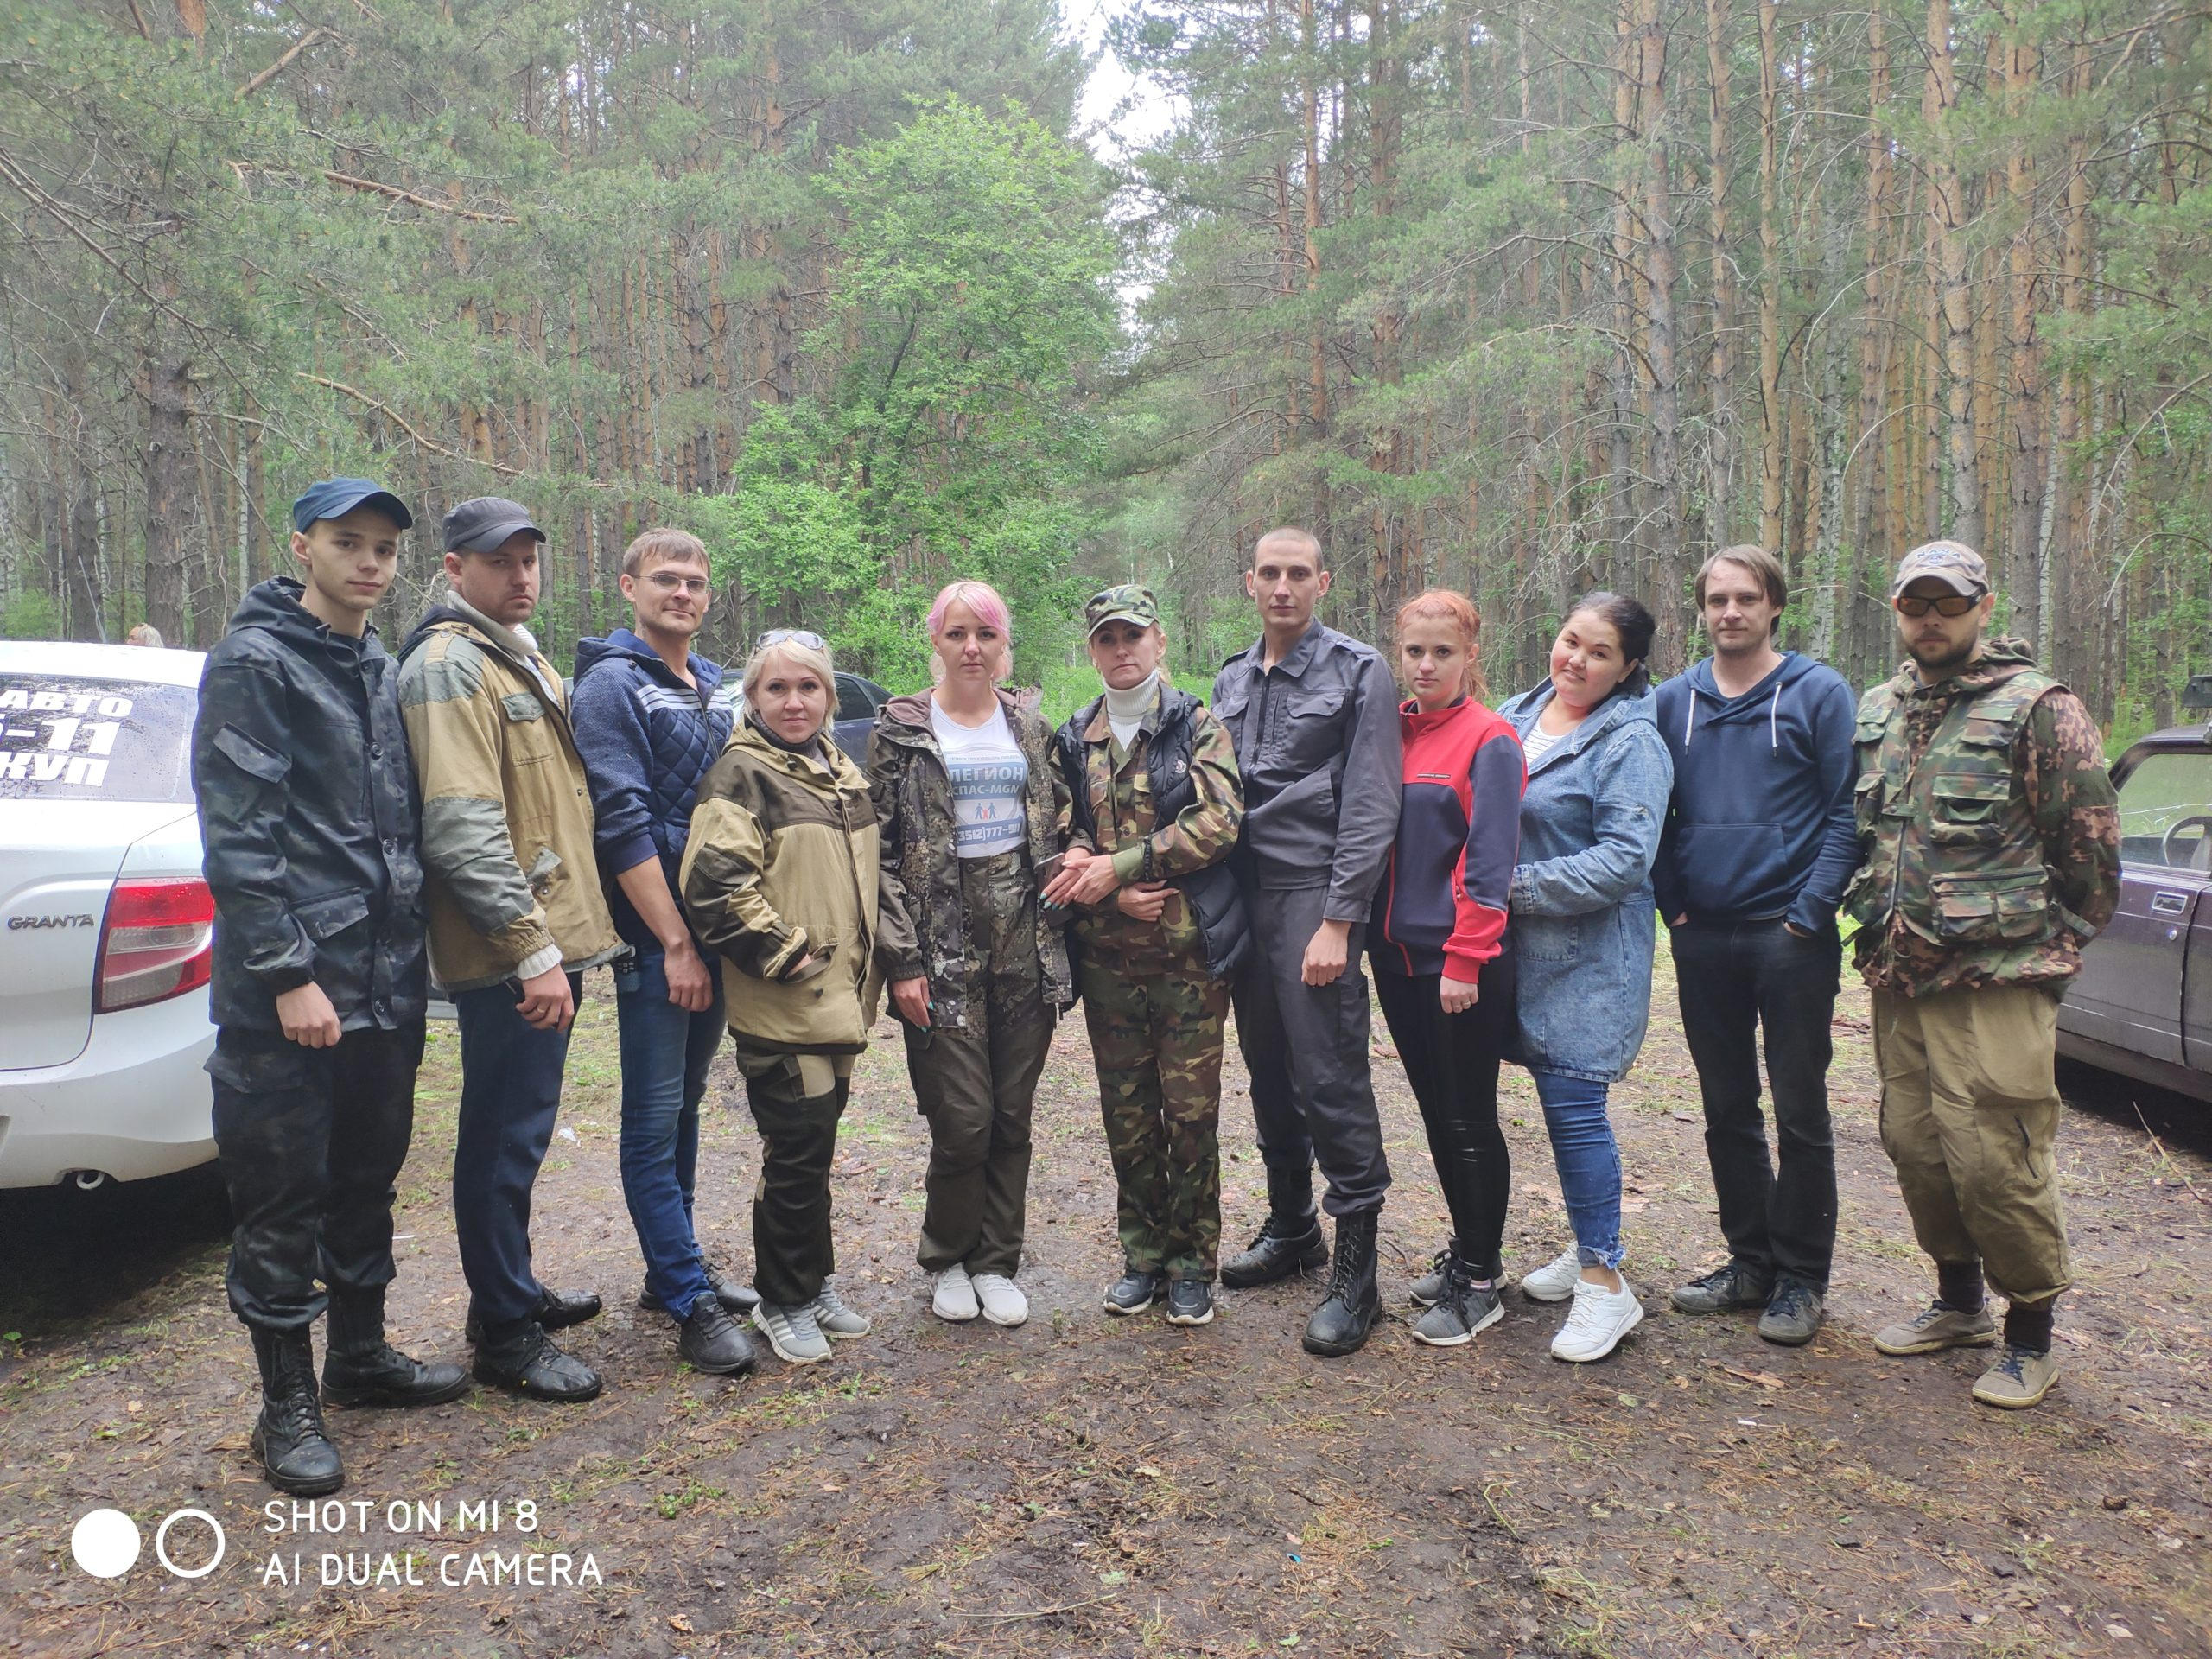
2152 891 2190 917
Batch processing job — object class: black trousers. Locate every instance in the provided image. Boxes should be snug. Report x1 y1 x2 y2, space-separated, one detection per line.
1374 956 1515 1273
736 1046 853 1308
208 1022 425 1332
1671 918 1841 1291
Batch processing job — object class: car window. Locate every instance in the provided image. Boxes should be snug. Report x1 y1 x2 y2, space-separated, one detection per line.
2117 750 2212 873
0 674 196 803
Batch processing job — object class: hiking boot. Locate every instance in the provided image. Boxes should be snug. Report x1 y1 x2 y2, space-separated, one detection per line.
1972 1344 2057 1409
1758 1281 1825 1347
931 1266 980 1323
1221 1216 1328 1288
250 1326 344 1496
1409 1242 1455 1308
1302 1209 1382 1357
1872 1300 1999 1357
639 1262 760 1317
676 1298 758 1375
1104 1268 1163 1316
321 1289 469 1409
466 1285 602 1344
1550 1274 1644 1363
1670 1260 1775 1315
810 1282 871 1340
970 1273 1029 1327
472 1322 603 1402
1165 1279 1215 1327
1518 1247 1583 1304
1412 1257 1504 1348
752 1300 832 1365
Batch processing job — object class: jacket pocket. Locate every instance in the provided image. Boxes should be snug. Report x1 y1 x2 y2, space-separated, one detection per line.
1926 868 2050 945
213 722 290 785
502 691 555 765
1928 772 2012 847
1669 822 1788 912
295 889 371 940
524 844 563 899
1514 911 1582 963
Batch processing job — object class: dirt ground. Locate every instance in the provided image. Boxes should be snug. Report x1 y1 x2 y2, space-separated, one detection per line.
3 951 2209 1659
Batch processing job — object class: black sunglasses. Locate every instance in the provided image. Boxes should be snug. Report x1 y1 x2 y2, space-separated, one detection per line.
1894 593 1980 619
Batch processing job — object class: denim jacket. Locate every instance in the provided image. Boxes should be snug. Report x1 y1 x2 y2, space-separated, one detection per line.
1497 681 1674 1083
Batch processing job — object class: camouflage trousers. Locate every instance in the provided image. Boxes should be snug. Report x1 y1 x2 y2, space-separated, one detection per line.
207 1022 425 1332
1078 953 1229 1281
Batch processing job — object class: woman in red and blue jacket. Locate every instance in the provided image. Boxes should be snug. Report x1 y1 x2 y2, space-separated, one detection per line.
1369 588 1526 1348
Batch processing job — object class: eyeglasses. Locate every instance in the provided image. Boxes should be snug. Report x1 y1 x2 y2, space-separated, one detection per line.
1894 593 1980 619
756 627 827 652
645 571 710 596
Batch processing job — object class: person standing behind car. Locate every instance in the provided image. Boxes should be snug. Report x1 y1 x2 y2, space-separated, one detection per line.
1654 546 1859 1348
1370 589 1525 1351
194 477 466 1497
1211 528 1402 1358
397 497 623 1403
682 631 911 1365
1849 540 2117 1410
871 581 1073 1331
571 527 757 1381
1498 592 1673 1364
1043 585 1248 1330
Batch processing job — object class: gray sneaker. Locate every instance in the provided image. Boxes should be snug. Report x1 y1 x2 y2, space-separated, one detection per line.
1670 1260 1775 1314
810 1283 871 1340
1757 1280 1825 1346
751 1300 832 1365
1872 1300 1999 1357
1409 1243 1455 1308
1972 1344 2057 1409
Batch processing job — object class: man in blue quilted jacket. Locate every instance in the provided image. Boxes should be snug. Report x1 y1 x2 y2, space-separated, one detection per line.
572 528 757 1376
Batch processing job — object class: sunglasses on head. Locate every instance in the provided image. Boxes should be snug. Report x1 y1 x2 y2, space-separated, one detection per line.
756 627 828 652
1894 593 1980 619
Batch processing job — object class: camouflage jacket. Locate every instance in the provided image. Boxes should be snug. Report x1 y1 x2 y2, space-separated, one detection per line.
868 689 1073 1029
1844 636 2119 998
1055 683 1248 976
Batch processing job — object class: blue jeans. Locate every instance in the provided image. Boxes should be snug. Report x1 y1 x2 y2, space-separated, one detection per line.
614 950 726 1320
453 975 580 1332
1530 1069 1624 1270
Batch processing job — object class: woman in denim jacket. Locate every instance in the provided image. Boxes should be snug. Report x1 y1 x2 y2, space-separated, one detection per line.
1497 592 1674 1363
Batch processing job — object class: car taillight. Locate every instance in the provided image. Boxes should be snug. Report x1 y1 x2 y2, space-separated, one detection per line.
95 877 214 1013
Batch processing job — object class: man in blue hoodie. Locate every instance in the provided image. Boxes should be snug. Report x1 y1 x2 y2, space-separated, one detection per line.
572 527 757 1377
1654 545 1859 1345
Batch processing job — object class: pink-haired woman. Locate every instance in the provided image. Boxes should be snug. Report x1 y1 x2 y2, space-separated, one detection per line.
869 582 1074 1329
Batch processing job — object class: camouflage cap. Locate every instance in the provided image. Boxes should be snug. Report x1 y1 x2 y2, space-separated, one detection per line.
1084 583 1160 636
1891 539 1990 600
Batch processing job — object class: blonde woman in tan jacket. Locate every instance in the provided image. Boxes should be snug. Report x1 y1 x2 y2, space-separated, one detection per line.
682 630 913 1365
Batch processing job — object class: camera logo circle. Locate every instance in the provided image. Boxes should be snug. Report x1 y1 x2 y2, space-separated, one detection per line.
71 1509 140 1579
72 1508 226 1580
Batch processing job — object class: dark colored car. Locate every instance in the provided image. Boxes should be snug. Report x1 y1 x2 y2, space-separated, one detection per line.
832 671 892 768
2056 690 2212 1101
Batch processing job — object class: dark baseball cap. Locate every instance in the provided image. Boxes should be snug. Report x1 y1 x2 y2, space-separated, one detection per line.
290 477 413 533
443 496 547 555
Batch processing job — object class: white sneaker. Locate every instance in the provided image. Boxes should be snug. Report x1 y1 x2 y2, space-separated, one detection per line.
932 1266 980 1323
1550 1274 1644 1363
1519 1248 1582 1303
969 1273 1028 1327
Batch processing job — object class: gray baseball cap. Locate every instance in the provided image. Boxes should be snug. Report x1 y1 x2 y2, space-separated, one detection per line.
442 496 546 555
1891 539 1989 600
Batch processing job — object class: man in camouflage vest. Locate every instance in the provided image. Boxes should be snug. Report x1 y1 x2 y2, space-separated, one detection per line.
1846 540 2118 1409
1046 586 1248 1328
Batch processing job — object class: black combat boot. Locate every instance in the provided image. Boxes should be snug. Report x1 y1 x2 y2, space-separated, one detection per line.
1220 1162 1327 1289
322 1287 471 1408
1301 1208 1382 1357
250 1326 344 1496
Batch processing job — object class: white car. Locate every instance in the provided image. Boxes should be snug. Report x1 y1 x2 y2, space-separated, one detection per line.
0 639 218 1187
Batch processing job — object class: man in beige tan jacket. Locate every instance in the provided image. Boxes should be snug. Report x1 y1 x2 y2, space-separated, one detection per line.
398 497 622 1402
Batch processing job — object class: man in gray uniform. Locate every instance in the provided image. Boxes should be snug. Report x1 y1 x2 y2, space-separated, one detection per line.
1211 527 1402 1356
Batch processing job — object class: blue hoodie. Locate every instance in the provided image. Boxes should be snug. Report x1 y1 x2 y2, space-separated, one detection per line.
1651 652 1859 932
570 627 738 950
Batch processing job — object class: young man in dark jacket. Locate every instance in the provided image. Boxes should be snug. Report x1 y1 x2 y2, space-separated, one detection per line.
1211 528 1403 1357
571 528 757 1376
194 478 467 1497
1654 545 1860 1346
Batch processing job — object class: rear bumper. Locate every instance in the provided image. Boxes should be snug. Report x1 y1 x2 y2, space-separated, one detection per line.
0 993 216 1186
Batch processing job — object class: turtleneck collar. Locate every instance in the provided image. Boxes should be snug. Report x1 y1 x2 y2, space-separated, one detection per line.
747 710 825 761
1103 671 1162 747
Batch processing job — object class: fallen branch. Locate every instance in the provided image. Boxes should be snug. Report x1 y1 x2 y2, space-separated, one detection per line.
292 372 525 476
2133 1102 2211 1206
948 1592 1118 1624
322 170 516 223
236 29 331 101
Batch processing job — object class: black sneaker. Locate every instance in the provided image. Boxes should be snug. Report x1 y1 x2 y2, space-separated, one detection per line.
639 1262 760 1317
1669 1261 1774 1314
1165 1280 1215 1326
676 1298 759 1375
1103 1268 1163 1316
472 1323 603 1403
1757 1280 1825 1347
1220 1216 1327 1288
